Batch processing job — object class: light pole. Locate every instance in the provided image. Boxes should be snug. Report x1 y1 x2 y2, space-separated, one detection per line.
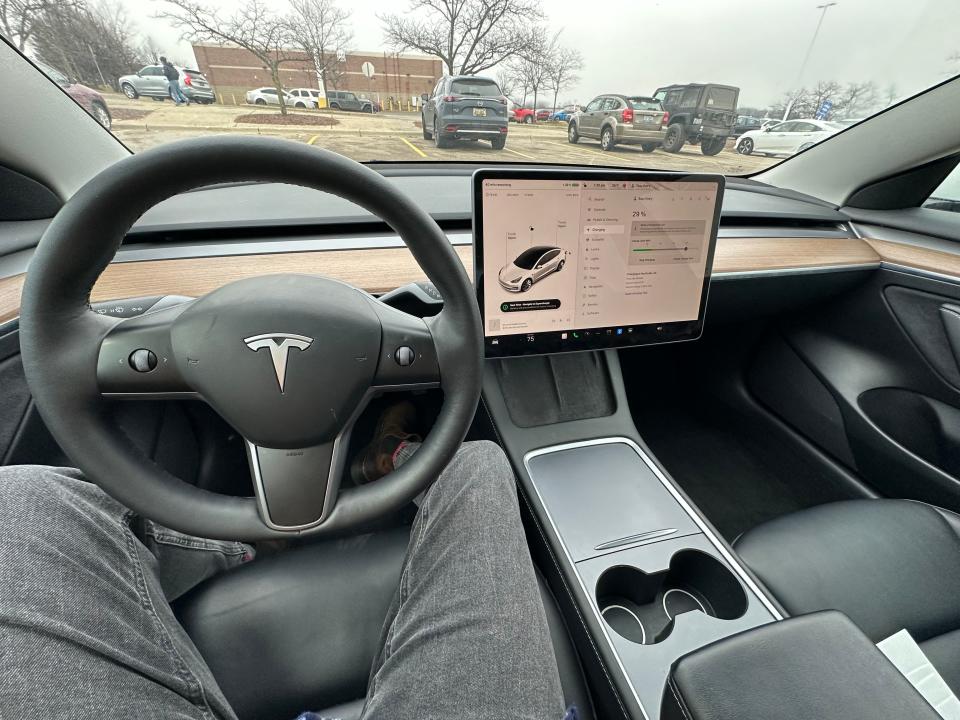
783 2 838 120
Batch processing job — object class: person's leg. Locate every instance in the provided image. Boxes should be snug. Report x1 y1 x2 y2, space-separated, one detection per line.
169 80 186 105
362 440 565 720
0 466 239 718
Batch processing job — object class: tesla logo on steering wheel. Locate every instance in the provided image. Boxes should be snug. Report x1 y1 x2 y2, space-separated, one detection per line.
243 333 313 393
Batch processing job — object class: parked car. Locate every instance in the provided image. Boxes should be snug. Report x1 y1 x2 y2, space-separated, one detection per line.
326 91 374 113
512 107 537 123
652 83 739 155
549 105 581 122
736 118 842 156
567 94 667 152
119 65 215 104
733 115 763 137
287 88 320 108
421 75 509 149
35 61 111 130
498 246 567 292
358 94 381 112
536 109 551 121
245 87 292 106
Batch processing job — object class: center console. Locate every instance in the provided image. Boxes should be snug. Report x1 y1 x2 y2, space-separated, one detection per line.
473 169 781 718
482 352 780 719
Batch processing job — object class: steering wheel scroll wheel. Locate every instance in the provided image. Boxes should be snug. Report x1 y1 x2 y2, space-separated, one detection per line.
19 137 483 540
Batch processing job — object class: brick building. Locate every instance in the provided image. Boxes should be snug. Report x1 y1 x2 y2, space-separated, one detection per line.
191 43 442 106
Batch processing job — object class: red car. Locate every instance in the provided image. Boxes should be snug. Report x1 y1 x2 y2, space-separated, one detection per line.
35 61 112 130
512 107 537 123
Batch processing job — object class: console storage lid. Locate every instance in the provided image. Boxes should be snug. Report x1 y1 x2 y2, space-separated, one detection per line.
662 610 941 720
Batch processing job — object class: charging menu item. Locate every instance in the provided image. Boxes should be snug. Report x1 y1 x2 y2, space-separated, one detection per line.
473 170 722 357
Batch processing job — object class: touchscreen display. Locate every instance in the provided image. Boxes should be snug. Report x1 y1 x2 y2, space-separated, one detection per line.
473 170 722 357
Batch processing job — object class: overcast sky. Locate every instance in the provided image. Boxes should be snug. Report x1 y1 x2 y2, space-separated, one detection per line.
129 0 960 108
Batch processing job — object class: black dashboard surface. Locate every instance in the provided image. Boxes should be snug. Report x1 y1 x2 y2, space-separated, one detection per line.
127 171 844 236
0 166 848 257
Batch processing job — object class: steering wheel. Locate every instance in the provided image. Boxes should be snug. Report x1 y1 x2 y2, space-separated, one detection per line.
19 137 483 540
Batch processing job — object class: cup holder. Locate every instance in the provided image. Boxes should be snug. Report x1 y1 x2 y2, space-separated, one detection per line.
595 550 747 645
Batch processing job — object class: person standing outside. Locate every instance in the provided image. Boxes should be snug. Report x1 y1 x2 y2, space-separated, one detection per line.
161 56 189 106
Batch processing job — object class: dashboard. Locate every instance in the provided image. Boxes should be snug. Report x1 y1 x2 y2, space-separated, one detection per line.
0 167 903 329
474 170 722 357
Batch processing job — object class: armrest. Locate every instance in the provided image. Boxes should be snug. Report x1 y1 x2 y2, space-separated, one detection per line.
662 611 941 720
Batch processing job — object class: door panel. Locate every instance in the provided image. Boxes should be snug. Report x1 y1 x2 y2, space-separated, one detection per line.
749 266 960 511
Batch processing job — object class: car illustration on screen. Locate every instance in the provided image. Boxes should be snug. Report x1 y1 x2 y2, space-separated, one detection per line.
498 245 566 292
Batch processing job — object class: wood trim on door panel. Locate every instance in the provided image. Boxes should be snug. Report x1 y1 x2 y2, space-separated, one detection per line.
0 237 879 325
865 238 960 279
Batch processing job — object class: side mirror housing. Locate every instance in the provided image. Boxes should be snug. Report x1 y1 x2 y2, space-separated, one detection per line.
420 93 429 102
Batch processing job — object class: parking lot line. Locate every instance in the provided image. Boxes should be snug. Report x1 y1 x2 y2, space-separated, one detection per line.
307 135 321 145
399 136 427 158
503 146 536 160
543 141 603 165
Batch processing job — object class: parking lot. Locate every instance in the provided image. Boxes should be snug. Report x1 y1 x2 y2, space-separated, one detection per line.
106 93 778 174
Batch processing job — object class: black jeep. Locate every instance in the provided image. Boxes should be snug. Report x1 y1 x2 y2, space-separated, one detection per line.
652 83 740 155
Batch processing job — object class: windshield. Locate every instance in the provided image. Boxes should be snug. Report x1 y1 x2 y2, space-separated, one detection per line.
3 0 957 174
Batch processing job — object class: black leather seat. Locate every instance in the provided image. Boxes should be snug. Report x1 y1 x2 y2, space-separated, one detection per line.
174 527 595 720
735 499 960 694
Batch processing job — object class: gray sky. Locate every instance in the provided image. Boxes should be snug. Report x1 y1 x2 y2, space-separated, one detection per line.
132 0 960 109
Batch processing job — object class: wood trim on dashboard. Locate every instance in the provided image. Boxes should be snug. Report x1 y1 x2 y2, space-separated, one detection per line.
864 238 960 278
0 237 880 325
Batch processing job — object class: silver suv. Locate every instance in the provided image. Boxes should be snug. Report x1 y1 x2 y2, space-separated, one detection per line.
568 94 667 152
119 65 215 104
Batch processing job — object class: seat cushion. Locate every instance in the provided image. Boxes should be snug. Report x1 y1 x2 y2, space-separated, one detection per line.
735 499 960 693
174 528 594 720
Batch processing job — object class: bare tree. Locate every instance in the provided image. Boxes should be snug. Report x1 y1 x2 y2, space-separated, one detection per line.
381 0 544 76
882 82 899 107
31 1 147 89
508 25 551 114
0 0 79 51
287 0 352 94
546 43 582 113
835 80 878 118
495 67 518 100
158 0 296 114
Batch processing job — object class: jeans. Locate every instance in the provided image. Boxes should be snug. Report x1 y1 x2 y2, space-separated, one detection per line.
0 440 564 719
169 79 189 104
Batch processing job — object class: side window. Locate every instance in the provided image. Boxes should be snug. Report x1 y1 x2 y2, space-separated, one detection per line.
794 122 818 132
602 98 621 111
926 164 960 213
544 249 561 262
264 89 277 95
344 92 356 100
653 90 667 102
774 122 794 132
291 90 301 97
680 88 700 107
665 90 683 106
585 97 604 112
